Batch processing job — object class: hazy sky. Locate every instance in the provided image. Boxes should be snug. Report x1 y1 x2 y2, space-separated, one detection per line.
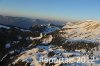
0 0 100 20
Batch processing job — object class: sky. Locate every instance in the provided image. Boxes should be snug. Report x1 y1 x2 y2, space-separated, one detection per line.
0 0 100 21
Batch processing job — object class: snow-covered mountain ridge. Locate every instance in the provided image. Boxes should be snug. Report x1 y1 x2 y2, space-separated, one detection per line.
60 20 100 41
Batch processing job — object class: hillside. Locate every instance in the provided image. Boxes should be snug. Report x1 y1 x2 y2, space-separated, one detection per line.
0 21 100 66
59 20 100 41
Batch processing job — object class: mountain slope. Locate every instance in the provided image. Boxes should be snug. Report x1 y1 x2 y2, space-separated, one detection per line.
61 20 100 41
0 20 100 66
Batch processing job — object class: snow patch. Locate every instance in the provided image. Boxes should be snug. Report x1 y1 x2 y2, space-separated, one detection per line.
5 43 11 48
0 25 10 29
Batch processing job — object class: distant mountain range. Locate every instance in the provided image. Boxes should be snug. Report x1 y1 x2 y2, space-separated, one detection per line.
0 15 64 29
